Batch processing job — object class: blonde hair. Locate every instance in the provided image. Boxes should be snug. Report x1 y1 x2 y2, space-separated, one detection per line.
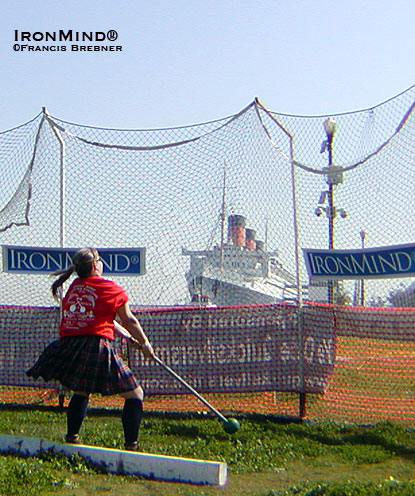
51 247 99 298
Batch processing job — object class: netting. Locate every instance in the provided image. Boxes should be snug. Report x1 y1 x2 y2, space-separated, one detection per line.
2 86 415 422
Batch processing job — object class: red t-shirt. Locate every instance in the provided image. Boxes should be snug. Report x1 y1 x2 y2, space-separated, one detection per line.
59 275 128 340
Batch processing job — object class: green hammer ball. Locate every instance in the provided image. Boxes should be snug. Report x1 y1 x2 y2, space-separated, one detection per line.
223 417 240 434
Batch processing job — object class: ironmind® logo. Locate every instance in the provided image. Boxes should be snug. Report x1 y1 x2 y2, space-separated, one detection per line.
303 243 415 281
2 246 146 276
13 29 122 52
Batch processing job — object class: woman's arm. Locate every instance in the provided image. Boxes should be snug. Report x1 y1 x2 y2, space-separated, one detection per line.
113 320 135 341
116 303 155 359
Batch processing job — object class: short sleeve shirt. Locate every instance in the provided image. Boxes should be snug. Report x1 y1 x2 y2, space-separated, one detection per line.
59 275 128 339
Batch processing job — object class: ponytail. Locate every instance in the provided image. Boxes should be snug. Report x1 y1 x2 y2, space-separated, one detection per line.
51 265 75 298
51 247 98 299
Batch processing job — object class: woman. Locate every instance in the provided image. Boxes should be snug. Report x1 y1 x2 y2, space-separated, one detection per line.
26 247 154 451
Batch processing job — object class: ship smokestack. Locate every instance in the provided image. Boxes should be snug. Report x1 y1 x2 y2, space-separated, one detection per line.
245 228 256 251
227 214 246 246
255 240 265 251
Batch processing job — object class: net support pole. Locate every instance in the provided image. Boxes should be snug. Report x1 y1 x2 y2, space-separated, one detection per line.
43 108 66 248
297 308 306 418
254 99 306 418
253 99 303 306
285 118 307 418
43 108 67 407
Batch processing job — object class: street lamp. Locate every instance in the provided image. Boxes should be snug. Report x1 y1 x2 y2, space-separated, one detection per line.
316 118 346 303
323 118 337 254
325 118 336 304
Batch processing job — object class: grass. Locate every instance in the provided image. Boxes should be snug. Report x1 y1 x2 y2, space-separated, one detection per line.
1 406 415 495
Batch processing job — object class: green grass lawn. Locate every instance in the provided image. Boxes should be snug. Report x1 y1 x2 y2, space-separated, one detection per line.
1 406 415 495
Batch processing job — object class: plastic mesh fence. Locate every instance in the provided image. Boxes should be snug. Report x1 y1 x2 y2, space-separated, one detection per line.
2 302 415 424
2 87 415 422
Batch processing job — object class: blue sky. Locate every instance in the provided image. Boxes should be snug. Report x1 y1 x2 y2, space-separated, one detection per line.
1 0 414 131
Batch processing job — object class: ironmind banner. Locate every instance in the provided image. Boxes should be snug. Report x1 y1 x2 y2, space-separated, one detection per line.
2 245 146 276
1 304 336 395
303 243 415 280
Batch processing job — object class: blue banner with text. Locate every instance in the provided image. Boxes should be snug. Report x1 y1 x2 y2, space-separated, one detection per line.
303 243 415 280
2 245 146 276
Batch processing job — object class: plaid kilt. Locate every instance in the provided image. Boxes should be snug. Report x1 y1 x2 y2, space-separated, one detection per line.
26 335 139 395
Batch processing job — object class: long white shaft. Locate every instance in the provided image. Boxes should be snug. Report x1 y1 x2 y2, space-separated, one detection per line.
153 356 227 423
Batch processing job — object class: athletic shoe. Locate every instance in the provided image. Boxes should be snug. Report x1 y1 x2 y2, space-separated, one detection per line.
65 434 81 444
124 441 139 451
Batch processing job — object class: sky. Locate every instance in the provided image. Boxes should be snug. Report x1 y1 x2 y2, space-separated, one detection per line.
1 0 415 132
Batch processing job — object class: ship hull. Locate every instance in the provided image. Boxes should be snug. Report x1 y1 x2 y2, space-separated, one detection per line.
187 274 298 306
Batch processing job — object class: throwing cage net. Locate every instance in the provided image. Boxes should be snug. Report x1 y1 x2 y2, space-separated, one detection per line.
2 85 415 423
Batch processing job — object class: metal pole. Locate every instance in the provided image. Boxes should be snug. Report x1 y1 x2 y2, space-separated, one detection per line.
153 356 228 423
252 98 305 418
289 134 306 417
43 108 67 407
323 118 337 304
327 134 334 304
43 108 66 247
360 230 366 306
253 98 303 305
290 136 303 306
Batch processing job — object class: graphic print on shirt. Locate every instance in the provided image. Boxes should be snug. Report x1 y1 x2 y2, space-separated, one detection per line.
63 285 98 329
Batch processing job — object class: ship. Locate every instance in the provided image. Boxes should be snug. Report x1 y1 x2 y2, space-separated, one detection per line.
182 214 300 306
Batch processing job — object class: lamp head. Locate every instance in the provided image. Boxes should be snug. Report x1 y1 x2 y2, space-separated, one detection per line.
324 117 337 138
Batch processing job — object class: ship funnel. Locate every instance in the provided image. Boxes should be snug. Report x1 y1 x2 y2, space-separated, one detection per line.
245 229 256 251
227 214 246 246
255 240 265 251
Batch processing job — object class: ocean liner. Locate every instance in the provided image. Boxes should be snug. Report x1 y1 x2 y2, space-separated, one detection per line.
182 214 299 306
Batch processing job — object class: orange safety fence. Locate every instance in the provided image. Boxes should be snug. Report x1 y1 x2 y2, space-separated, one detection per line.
1 302 415 425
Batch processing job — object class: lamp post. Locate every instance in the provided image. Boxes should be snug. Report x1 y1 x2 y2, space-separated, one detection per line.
323 118 337 304
324 118 336 250
315 118 348 303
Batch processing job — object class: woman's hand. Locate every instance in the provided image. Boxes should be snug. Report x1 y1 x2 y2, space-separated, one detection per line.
140 340 155 359
129 337 155 359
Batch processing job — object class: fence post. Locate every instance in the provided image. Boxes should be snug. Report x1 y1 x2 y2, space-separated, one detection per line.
297 305 306 419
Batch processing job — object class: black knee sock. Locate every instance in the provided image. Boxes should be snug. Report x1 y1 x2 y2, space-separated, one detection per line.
67 394 89 436
122 398 143 445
